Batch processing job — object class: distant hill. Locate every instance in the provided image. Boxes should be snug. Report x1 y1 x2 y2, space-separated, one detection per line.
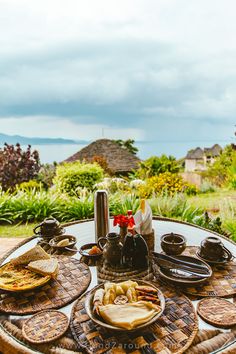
0 133 86 145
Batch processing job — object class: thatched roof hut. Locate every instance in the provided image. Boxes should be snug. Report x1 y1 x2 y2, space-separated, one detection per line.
185 147 204 160
64 139 140 174
204 144 222 157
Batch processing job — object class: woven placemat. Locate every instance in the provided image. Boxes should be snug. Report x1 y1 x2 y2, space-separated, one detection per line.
97 262 150 282
70 279 198 354
0 257 91 315
197 297 236 328
22 310 69 344
173 247 236 298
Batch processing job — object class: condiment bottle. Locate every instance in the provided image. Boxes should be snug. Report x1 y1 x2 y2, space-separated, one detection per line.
133 234 149 268
94 190 109 242
122 231 136 267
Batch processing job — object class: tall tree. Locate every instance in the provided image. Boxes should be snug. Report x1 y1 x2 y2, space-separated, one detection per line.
114 139 138 155
0 143 40 191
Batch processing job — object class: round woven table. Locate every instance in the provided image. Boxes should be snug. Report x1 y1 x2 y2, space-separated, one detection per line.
1 217 236 354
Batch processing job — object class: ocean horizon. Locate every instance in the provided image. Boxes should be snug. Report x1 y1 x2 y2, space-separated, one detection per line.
18 139 231 164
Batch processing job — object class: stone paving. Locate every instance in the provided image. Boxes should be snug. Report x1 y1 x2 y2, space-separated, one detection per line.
0 238 25 259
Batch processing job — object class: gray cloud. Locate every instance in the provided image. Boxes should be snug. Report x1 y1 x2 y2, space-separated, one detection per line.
0 0 236 146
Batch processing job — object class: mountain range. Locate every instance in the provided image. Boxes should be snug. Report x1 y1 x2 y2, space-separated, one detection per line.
0 133 87 145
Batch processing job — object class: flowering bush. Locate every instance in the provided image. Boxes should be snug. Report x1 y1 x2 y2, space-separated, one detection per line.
94 177 130 193
130 179 145 189
138 172 197 197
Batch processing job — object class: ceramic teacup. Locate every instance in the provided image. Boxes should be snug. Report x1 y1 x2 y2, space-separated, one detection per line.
200 236 231 261
33 217 63 237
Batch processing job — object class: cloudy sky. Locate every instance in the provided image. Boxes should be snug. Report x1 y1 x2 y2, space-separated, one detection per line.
0 0 236 154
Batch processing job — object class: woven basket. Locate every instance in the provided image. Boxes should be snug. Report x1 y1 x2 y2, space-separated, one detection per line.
142 228 155 252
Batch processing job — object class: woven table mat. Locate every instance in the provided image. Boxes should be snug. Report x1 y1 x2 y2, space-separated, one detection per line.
22 310 69 344
172 246 236 298
97 263 151 282
0 257 91 315
197 297 236 328
70 279 198 354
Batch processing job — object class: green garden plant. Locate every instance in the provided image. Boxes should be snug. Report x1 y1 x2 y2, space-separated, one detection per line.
203 145 236 186
53 161 104 196
137 155 180 178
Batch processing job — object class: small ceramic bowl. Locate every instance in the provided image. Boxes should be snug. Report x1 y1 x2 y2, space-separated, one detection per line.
79 243 103 258
161 233 186 255
49 235 77 249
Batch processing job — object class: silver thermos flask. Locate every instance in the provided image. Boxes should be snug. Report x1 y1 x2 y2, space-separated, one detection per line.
94 190 109 242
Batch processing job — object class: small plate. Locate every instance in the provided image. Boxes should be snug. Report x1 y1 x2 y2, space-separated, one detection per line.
49 235 76 249
85 279 165 332
196 249 233 265
151 254 212 285
79 243 103 258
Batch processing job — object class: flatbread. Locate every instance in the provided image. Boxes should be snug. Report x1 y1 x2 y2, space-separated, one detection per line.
98 301 161 330
27 259 59 276
11 245 50 265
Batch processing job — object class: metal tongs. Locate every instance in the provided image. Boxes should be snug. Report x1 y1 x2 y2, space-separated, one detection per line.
152 252 211 277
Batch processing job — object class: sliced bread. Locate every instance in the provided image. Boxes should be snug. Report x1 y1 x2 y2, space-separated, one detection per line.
27 258 59 277
11 245 50 265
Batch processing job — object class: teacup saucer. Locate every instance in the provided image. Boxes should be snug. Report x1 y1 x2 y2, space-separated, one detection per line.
196 249 233 265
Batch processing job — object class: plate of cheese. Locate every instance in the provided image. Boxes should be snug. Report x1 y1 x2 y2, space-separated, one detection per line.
85 279 165 331
0 245 59 292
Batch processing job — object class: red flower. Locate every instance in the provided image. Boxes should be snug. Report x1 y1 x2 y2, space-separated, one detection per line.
113 214 135 228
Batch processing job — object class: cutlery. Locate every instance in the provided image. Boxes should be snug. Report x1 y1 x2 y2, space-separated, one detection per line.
166 268 211 279
153 257 210 275
152 252 209 272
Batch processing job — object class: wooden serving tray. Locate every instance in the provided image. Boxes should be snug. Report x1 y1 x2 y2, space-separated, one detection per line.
0 256 91 315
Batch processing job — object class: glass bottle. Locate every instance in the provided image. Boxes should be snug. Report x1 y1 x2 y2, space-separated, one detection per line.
133 234 149 269
122 231 136 267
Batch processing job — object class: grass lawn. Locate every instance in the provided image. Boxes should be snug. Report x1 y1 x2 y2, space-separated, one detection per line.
188 189 236 240
0 223 38 238
188 189 236 211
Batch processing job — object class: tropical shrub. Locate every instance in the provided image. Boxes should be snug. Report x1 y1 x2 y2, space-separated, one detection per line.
37 163 57 189
138 173 196 198
0 143 40 191
227 153 236 189
199 180 216 193
137 155 180 178
18 180 42 191
53 161 104 196
92 156 112 175
202 145 236 186
149 193 203 221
